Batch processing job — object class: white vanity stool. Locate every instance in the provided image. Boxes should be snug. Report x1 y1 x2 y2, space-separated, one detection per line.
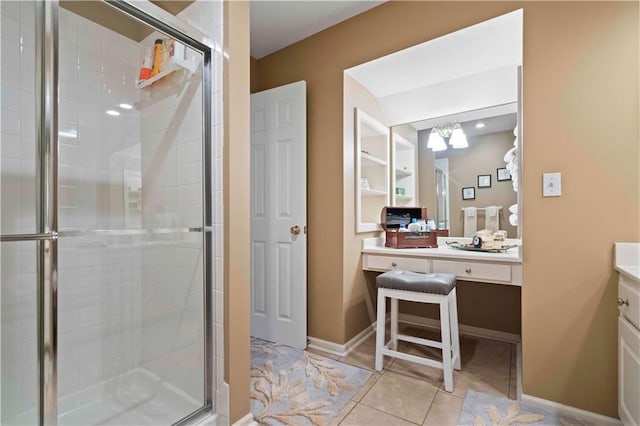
375 270 461 392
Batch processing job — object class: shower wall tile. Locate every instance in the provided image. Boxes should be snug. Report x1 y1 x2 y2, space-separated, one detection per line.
54 7 145 411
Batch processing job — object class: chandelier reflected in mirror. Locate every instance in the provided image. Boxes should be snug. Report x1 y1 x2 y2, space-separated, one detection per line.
427 122 469 152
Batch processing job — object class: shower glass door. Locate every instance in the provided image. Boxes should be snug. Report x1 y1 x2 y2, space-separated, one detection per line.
1 1 212 424
1 1 42 425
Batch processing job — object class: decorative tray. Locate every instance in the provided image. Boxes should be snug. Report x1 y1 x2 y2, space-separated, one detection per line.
445 242 517 253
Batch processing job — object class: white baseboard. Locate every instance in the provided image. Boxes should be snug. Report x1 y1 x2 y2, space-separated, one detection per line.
231 412 257 426
521 394 621 425
307 322 377 357
398 313 521 344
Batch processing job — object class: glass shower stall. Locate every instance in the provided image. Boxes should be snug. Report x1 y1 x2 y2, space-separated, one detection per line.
1 1 215 424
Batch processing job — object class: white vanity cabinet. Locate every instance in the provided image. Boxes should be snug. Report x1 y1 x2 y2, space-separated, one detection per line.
361 237 523 286
355 108 390 233
615 243 640 426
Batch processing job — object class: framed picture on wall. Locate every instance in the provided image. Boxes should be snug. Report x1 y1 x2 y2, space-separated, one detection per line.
497 167 512 181
462 187 475 200
477 174 492 188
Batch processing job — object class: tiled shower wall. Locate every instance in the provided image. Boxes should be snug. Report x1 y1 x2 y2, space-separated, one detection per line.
0 0 223 421
55 6 145 408
1 1 38 422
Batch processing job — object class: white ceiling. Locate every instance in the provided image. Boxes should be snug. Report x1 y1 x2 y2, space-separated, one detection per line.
250 0 385 59
345 9 523 127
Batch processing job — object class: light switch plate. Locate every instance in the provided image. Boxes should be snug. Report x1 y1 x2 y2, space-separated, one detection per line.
543 172 561 197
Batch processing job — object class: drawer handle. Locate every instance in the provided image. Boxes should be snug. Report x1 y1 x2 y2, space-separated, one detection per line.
391 262 398 267
465 268 472 274
617 298 629 307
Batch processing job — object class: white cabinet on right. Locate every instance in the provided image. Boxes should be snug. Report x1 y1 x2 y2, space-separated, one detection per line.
616 242 640 426
619 315 640 426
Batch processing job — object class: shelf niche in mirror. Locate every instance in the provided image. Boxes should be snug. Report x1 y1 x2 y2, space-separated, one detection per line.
391 131 417 207
355 108 390 233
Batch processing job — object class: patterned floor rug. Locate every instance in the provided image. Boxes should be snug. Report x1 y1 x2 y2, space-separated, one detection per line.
250 338 371 426
458 390 596 426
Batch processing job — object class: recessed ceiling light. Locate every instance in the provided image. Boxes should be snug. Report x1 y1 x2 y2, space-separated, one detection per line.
106 110 120 116
118 103 133 110
475 122 485 129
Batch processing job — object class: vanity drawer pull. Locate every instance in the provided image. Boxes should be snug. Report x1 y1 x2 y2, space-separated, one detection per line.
392 262 398 267
465 268 472 274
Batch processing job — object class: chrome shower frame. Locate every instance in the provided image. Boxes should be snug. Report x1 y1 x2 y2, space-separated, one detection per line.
0 1 215 424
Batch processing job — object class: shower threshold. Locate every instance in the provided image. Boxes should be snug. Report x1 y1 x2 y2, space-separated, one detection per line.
5 368 203 426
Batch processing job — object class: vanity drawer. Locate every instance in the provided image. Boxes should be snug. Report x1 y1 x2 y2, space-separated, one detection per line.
619 275 640 330
433 260 512 283
363 254 429 273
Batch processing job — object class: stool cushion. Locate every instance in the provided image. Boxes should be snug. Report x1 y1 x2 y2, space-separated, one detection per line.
377 270 456 295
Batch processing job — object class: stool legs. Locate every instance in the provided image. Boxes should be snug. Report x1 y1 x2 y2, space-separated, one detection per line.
375 288 386 371
374 286 461 390
439 296 453 392
390 298 398 351
449 288 461 371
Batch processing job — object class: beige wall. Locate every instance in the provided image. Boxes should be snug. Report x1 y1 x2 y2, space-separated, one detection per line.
438 130 518 237
254 1 639 417
223 1 250 422
520 2 638 416
342 74 389 339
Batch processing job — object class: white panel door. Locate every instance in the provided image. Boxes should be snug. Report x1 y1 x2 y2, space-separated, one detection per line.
250 81 307 349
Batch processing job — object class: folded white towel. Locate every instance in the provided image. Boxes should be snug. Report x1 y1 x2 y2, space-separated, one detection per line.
485 206 499 232
509 213 518 227
463 207 477 237
509 203 518 214
503 147 516 163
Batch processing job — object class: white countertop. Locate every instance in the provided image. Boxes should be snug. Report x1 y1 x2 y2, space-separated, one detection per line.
615 242 640 282
362 237 522 264
617 265 640 282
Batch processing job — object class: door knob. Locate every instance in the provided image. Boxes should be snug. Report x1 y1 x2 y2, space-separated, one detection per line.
617 298 629 307
290 225 301 235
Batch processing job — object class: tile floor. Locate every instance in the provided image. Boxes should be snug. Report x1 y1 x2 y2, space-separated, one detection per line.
307 325 518 426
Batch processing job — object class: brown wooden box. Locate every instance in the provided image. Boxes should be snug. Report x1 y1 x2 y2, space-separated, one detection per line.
384 228 449 248
381 206 449 248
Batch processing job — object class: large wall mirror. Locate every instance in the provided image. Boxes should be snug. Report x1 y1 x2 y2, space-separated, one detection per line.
346 9 523 240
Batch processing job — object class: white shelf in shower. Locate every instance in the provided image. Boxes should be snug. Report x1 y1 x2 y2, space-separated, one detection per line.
136 55 200 89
